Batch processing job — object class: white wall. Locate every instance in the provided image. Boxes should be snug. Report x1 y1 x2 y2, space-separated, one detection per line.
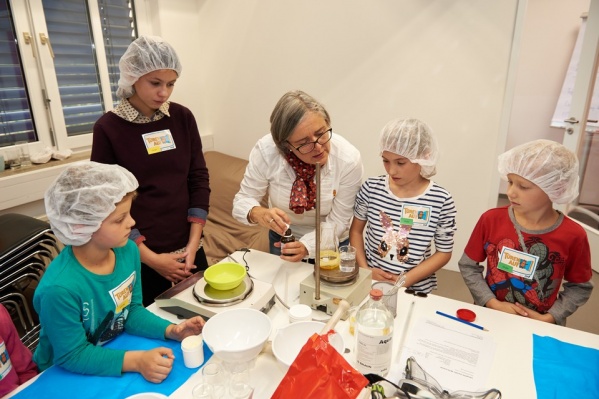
5 1 593 272
145 0 521 271
502 0 591 194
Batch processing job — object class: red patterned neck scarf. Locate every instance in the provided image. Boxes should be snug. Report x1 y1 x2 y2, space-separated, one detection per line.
286 152 317 214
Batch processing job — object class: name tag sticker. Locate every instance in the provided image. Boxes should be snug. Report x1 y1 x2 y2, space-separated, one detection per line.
142 129 176 154
402 205 431 226
498 247 539 279
0 340 13 379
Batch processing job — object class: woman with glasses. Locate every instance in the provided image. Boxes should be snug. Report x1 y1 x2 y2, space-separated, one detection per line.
233 90 363 262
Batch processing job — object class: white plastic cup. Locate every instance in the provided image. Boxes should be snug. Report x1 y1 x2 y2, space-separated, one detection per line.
288 304 312 323
339 245 357 273
181 334 204 368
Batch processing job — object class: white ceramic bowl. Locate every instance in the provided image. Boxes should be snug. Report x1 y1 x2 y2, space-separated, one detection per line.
202 308 272 363
272 321 345 368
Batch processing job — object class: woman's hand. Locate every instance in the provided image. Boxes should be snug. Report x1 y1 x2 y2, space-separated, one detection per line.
250 206 290 235
275 240 308 262
165 316 206 341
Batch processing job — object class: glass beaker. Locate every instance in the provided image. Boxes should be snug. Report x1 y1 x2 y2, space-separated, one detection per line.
319 222 339 269
16 142 31 168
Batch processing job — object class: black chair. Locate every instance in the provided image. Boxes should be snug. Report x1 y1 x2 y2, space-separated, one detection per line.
0 214 59 268
0 213 61 351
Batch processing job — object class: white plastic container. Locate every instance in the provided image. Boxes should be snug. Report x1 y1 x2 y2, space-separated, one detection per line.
181 334 204 368
355 288 394 376
288 304 312 323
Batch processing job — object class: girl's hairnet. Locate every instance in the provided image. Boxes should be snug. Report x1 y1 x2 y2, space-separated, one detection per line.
117 35 182 98
45 161 138 246
498 139 579 204
379 118 439 178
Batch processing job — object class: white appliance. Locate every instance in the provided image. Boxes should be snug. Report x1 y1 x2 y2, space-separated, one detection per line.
155 271 276 320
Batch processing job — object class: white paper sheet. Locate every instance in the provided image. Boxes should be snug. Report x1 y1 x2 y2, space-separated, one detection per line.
387 315 496 393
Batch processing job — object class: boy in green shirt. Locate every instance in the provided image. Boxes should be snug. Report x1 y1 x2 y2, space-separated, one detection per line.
34 161 205 383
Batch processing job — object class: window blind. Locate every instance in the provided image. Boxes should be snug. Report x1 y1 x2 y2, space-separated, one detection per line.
98 0 137 108
0 0 37 147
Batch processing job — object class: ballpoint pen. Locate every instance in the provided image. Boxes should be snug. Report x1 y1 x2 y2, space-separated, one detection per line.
435 310 489 331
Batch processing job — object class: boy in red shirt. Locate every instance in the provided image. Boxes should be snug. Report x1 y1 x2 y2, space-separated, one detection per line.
459 139 593 325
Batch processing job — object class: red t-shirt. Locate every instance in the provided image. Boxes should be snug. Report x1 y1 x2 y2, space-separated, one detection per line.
464 207 592 313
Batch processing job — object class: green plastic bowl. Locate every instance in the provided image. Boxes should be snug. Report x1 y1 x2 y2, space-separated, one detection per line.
204 262 247 291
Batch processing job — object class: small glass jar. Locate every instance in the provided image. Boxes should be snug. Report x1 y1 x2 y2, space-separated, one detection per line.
319 222 339 269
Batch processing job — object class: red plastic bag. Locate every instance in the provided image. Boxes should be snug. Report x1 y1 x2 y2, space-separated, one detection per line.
271 330 368 398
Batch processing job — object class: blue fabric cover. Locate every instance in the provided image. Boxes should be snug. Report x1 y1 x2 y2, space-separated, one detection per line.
533 334 599 399
12 332 211 399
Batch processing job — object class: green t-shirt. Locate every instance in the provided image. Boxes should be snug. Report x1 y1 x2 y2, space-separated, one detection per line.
33 240 171 376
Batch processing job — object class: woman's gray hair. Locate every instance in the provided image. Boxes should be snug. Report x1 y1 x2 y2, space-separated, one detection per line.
269 90 331 153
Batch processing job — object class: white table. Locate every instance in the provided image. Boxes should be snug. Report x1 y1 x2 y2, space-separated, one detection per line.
149 249 343 399
11 249 597 398
154 249 599 399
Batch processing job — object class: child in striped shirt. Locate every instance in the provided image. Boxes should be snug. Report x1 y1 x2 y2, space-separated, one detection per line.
350 118 457 293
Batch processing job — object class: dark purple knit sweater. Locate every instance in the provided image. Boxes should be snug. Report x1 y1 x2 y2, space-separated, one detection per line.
91 102 210 253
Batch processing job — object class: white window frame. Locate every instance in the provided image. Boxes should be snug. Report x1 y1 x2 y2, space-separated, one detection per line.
1 0 148 212
1 0 140 158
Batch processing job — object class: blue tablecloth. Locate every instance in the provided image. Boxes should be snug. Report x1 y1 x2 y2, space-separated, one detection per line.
12 333 212 399
533 334 599 399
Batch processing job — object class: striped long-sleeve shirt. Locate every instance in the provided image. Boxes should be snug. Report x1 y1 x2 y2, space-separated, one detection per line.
354 176 457 293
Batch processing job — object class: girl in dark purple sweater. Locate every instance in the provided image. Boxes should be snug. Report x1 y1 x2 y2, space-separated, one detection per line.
91 36 210 306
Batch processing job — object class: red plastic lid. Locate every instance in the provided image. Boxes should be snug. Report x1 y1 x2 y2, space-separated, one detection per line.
457 308 476 322
370 288 383 300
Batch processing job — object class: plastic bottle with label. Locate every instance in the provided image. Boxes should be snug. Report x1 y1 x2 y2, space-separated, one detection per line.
355 288 394 376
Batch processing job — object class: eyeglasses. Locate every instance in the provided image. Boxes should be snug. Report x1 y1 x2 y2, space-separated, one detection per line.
364 357 501 399
287 128 333 154
405 288 428 298
399 357 502 399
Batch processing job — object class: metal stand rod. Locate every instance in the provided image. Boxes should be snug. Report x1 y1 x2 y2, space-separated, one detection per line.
315 162 321 300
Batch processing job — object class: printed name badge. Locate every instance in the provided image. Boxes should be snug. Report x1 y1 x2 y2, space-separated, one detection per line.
142 129 176 154
402 205 431 226
0 340 13 379
497 247 540 279
111 272 135 314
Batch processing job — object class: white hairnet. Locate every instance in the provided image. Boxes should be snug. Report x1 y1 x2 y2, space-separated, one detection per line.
379 118 439 178
117 35 182 98
45 161 138 246
498 139 579 204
